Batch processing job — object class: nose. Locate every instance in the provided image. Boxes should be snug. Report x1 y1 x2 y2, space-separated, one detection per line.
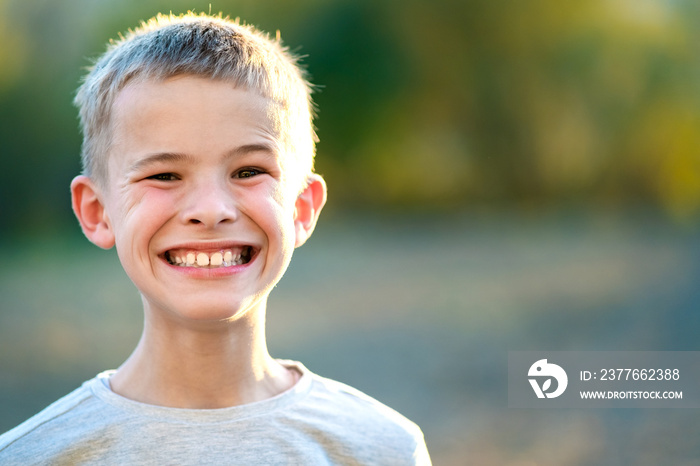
181 178 237 228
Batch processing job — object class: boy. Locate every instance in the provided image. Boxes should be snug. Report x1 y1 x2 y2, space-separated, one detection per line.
0 12 430 465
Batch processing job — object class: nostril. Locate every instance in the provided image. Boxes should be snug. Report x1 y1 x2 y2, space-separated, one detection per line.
182 191 237 226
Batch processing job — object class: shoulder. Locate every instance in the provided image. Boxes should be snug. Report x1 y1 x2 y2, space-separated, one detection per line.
285 362 431 464
0 374 112 464
309 371 420 430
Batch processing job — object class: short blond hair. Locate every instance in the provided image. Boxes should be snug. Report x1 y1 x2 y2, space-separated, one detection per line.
74 12 317 185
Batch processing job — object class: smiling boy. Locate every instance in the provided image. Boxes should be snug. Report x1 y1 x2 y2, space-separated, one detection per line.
0 12 430 465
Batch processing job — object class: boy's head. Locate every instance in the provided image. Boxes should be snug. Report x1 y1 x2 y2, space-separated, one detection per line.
70 13 326 323
74 12 317 188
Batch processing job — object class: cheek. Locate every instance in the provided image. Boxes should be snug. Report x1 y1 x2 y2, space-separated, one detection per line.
252 187 298 253
264 200 297 246
278 210 298 252
111 189 174 245
250 179 297 219
270 181 291 207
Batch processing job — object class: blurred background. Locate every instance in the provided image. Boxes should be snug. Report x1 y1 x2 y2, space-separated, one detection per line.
1 0 699 464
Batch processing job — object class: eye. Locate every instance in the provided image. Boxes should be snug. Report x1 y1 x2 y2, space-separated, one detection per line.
235 168 264 179
146 173 179 181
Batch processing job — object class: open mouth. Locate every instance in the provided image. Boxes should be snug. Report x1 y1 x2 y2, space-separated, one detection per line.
164 246 254 268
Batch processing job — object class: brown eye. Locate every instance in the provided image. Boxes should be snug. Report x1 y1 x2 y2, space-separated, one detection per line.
236 168 263 178
147 173 178 181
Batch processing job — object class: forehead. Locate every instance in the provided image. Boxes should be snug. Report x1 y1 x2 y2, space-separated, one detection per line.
104 75 307 190
111 75 282 146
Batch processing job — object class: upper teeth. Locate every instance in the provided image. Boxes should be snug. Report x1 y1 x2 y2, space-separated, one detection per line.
167 248 249 267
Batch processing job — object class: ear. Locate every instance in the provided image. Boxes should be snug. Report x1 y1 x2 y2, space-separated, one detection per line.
70 175 115 249
294 174 327 248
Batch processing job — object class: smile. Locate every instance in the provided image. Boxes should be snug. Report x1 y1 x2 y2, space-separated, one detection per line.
164 246 254 268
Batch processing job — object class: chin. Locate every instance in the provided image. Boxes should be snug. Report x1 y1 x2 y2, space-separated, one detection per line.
165 296 266 325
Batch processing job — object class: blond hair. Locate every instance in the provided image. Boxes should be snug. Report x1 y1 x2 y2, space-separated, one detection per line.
74 12 317 185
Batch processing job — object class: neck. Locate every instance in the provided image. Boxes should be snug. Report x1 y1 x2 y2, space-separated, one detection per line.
109 301 296 409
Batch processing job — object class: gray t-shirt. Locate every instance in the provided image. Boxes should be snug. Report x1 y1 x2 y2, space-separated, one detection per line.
0 360 430 465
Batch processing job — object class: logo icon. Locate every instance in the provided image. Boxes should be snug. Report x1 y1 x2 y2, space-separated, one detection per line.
528 359 568 398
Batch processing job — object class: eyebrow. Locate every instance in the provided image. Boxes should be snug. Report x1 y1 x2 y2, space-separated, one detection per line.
228 143 279 161
127 152 194 174
127 143 278 174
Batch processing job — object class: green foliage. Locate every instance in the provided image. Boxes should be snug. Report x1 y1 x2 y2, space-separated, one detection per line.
2 0 700 237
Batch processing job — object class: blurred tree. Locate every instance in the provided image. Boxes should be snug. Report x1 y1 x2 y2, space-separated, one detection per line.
1 0 699 239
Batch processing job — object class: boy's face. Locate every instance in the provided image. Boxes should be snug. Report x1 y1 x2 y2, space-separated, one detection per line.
71 75 325 323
